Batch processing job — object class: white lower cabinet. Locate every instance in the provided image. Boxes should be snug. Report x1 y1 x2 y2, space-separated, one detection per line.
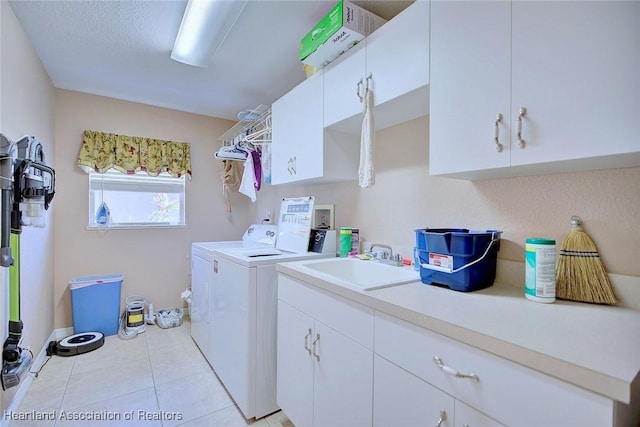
455 401 504 427
374 355 503 427
374 354 454 427
374 311 616 427
277 275 374 427
277 276 625 426
276 301 314 427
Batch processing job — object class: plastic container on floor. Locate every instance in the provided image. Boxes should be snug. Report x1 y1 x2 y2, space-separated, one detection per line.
69 274 123 336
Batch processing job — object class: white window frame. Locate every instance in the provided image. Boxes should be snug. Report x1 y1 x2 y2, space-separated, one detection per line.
87 170 186 229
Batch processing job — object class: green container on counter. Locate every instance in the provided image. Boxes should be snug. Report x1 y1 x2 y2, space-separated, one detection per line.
339 227 352 257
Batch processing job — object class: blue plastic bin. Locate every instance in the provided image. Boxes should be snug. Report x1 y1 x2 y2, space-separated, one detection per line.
69 274 123 336
415 229 501 292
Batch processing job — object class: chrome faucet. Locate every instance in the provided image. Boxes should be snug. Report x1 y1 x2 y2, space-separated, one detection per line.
369 243 403 267
369 243 392 258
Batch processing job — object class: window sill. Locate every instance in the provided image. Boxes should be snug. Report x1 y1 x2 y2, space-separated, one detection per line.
86 224 187 231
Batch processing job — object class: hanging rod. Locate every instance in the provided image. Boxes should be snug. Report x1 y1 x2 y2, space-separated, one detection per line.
218 104 271 146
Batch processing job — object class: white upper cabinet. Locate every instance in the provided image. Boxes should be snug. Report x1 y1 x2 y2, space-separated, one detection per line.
271 72 323 185
429 1 640 179
365 0 429 129
271 0 430 185
323 42 366 130
510 1 640 167
323 0 430 132
429 1 511 176
272 72 358 185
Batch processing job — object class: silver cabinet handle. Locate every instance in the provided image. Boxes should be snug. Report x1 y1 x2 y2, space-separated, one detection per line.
356 78 364 103
365 73 372 91
287 156 296 175
435 409 447 427
304 328 312 354
516 107 527 148
494 113 504 152
433 356 479 382
312 333 320 360
357 74 373 102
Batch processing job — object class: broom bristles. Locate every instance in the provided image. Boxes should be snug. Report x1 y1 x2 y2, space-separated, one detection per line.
555 224 617 305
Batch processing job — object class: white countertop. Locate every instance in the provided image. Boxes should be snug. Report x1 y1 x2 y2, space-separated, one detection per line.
276 259 640 404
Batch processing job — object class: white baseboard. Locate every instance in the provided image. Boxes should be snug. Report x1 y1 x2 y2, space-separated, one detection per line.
3 327 72 423
53 327 74 340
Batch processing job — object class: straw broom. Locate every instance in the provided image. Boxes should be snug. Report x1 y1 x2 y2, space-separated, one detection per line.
555 216 616 305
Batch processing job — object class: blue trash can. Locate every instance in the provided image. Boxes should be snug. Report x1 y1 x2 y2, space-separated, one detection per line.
69 274 123 336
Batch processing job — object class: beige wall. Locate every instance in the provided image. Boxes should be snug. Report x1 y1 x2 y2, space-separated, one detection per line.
252 116 640 279
0 1 56 410
2 0 640 413
53 90 251 329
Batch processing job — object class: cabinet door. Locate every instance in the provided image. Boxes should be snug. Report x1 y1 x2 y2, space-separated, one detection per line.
190 253 213 363
455 401 504 427
429 1 511 176
323 42 366 128
276 301 314 427
366 0 429 108
374 355 453 427
271 71 324 184
510 1 640 167
375 312 614 427
313 322 373 427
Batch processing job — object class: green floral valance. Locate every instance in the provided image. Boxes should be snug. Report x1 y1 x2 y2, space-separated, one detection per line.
78 130 192 178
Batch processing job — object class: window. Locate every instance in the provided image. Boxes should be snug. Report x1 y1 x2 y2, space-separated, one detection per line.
88 170 185 228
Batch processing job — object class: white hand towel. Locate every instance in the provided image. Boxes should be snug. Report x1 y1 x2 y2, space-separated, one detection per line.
239 153 257 202
261 142 272 184
359 87 375 188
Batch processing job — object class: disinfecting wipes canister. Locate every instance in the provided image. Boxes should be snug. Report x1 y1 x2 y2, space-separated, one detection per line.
525 238 556 303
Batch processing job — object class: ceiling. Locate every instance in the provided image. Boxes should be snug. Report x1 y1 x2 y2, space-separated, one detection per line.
9 0 412 121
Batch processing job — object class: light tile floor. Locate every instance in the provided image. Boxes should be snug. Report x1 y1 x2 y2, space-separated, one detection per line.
7 319 293 427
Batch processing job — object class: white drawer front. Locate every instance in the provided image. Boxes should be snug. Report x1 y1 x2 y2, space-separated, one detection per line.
374 355 454 427
278 274 374 349
374 312 614 426
455 400 504 427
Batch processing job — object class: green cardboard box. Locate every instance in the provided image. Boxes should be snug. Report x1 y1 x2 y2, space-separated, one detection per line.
299 0 386 68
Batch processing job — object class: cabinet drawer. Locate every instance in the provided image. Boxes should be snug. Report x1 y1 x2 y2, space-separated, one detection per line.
374 312 614 426
278 274 374 349
455 400 504 427
374 355 453 427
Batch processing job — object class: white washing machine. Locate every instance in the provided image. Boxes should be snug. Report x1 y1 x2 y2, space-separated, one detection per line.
191 225 278 366
210 246 332 419
198 197 334 420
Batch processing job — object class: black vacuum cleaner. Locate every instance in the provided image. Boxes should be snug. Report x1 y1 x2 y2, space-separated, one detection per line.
0 135 56 389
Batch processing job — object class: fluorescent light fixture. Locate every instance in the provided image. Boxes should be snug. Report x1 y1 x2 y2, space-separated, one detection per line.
171 0 249 67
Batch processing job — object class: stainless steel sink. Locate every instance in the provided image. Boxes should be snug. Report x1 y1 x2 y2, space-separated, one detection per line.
300 258 420 291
